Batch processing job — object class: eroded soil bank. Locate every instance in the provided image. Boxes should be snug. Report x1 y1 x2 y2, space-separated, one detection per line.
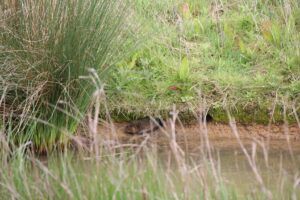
96 122 300 152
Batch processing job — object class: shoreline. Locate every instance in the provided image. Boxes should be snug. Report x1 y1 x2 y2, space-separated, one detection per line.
93 121 300 152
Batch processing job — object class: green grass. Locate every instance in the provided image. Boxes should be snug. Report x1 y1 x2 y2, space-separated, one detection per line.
105 0 300 122
0 0 137 149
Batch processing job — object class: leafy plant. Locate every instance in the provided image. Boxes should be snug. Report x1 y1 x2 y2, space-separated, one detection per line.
178 57 190 81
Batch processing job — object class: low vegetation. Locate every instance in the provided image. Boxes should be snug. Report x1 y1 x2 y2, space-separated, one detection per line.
106 0 300 122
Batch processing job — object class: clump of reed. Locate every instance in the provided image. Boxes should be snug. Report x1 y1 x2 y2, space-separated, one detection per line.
0 0 136 149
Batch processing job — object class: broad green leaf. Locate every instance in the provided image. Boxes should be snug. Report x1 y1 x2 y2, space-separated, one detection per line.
128 53 139 69
179 57 190 81
181 95 194 102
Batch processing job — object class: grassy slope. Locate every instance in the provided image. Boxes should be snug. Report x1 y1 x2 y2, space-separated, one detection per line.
106 0 300 123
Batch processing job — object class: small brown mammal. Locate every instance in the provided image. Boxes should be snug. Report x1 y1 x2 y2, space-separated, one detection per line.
124 117 164 135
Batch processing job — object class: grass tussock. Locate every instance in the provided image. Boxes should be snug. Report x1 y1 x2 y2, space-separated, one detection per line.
0 0 137 148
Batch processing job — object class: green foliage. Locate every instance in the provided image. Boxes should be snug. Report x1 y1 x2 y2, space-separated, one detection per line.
106 0 300 123
178 57 190 81
0 0 136 149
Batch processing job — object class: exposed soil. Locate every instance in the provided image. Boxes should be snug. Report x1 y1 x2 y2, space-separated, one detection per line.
96 121 300 152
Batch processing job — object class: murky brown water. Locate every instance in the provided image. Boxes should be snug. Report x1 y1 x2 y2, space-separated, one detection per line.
94 122 300 196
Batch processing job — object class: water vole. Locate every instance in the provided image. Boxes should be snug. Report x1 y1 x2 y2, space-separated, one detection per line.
124 117 164 135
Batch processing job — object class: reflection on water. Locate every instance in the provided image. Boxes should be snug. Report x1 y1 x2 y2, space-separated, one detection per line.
153 137 300 197
217 148 300 196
